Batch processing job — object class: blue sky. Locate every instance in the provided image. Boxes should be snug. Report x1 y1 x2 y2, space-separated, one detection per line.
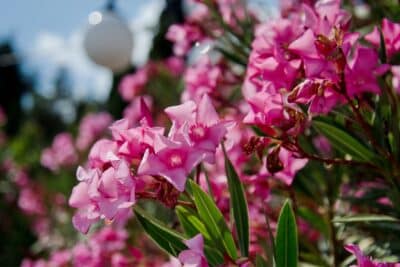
0 0 142 50
0 0 164 102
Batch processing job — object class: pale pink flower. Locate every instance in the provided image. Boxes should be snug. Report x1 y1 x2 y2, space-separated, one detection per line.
18 187 45 216
165 94 230 164
76 112 113 151
138 134 203 192
365 18 400 58
122 96 153 126
391 66 400 94
178 234 209 267
69 160 135 233
119 67 150 101
166 24 203 56
41 133 78 171
266 147 308 185
182 56 222 102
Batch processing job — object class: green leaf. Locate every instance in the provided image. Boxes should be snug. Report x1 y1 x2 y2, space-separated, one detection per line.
275 200 298 267
256 255 268 267
313 120 376 162
264 214 276 267
134 206 187 257
176 205 224 266
190 180 238 260
333 214 399 223
203 245 225 267
378 26 387 63
176 205 211 241
223 144 249 257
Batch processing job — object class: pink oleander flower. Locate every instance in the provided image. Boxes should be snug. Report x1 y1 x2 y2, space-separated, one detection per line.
76 112 113 151
48 250 71 267
243 18 303 96
302 0 350 36
166 23 204 57
365 18 400 58
165 56 185 76
69 159 135 233
178 234 209 267
182 56 222 102
119 67 150 101
217 0 246 28
244 90 305 136
345 244 400 267
391 66 400 94
266 147 308 185
288 78 343 114
137 134 203 192
41 133 78 171
18 186 45 216
345 46 388 97
123 96 153 126
165 94 230 164
109 118 164 163
313 135 332 157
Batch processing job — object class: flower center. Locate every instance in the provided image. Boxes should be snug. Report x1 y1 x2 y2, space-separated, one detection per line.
166 150 186 168
189 124 207 141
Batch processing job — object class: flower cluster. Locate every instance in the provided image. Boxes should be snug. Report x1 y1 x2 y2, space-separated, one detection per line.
69 94 229 233
41 112 112 172
21 227 140 267
243 0 389 137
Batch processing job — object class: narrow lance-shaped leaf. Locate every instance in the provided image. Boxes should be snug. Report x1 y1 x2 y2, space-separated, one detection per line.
176 205 224 266
333 214 399 223
256 255 269 267
275 200 298 267
134 206 187 257
222 143 249 257
189 180 238 260
313 120 376 162
176 205 212 241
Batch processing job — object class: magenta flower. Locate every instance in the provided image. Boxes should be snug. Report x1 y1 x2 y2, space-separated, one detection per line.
266 147 308 185
345 46 388 97
365 18 400 58
345 244 400 267
178 234 209 267
288 78 343 114
137 134 203 192
165 94 230 164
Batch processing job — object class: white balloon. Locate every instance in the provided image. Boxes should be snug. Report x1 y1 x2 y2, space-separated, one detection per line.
84 11 133 73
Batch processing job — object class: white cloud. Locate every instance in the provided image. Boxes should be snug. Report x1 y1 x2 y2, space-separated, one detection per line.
27 30 112 102
25 0 165 102
129 0 165 65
